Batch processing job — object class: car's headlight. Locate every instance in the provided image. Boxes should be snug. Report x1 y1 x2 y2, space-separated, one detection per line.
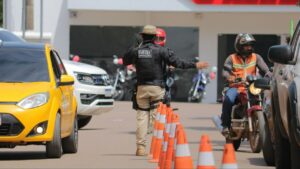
249 83 262 95
75 73 94 85
17 92 49 109
75 72 111 86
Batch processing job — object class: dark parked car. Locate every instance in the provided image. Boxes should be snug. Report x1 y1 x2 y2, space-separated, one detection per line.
267 20 300 169
0 28 25 42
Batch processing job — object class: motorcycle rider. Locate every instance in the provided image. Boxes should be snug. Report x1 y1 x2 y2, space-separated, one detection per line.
221 33 272 134
123 25 209 156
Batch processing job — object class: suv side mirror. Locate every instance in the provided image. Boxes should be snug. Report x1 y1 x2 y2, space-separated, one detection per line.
254 78 270 90
268 45 293 64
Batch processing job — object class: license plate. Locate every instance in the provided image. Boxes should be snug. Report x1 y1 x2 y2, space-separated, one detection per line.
105 89 112 97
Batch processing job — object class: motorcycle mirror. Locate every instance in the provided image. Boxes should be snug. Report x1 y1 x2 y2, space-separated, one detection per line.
211 66 217 73
254 78 270 90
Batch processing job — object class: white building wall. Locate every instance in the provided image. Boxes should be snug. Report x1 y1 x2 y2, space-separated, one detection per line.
70 11 299 102
5 0 300 102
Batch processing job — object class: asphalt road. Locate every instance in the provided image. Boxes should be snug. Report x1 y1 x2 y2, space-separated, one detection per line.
0 101 274 169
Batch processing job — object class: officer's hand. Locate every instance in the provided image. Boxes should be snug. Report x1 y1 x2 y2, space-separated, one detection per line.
196 61 209 69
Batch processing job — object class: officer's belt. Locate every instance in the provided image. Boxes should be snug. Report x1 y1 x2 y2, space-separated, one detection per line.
137 99 164 111
137 80 165 88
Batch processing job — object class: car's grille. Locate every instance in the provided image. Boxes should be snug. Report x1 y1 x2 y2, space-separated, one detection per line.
80 94 113 105
0 114 24 136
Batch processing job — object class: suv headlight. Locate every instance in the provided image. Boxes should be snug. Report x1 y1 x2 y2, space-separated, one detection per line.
17 92 49 109
249 83 262 95
75 72 111 86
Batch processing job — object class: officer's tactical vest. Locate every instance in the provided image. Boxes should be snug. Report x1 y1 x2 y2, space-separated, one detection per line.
135 44 165 86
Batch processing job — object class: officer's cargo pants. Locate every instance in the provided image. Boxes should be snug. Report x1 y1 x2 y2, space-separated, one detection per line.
136 85 165 149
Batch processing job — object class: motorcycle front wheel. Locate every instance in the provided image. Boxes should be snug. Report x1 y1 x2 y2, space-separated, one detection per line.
113 85 125 101
249 110 265 153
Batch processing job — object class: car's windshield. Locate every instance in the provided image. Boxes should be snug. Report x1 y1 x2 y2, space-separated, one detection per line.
0 48 49 82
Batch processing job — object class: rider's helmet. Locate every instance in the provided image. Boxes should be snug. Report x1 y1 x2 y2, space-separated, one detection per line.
155 28 166 46
72 55 80 62
234 33 256 57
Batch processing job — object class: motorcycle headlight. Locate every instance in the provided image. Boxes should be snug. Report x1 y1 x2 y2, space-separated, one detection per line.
249 83 262 95
17 92 49 109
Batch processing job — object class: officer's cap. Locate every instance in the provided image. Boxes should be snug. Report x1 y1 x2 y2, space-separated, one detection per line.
140 25 157 35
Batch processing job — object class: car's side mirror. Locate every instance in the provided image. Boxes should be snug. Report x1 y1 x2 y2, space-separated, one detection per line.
268 45 293 64
59 75 74 86
254 78 270 90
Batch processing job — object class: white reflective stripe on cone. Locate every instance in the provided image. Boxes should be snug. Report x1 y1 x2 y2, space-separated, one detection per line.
221 164 238 169
166 123 171 133
157 130 164 139
163 141 168 151
198 152 215 166
156 113 161 120
159 114 166 123
169 123 176 137
176 144 191 157
153 130 158 136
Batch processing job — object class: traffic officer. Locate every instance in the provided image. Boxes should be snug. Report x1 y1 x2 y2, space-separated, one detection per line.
123 25 209 156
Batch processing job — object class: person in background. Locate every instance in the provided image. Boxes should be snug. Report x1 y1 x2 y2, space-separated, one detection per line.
123 25 209 156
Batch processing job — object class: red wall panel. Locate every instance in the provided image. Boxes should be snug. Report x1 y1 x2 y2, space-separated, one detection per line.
192 0 298 5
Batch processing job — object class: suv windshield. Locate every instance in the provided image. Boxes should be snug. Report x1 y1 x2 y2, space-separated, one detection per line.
0 48 49 82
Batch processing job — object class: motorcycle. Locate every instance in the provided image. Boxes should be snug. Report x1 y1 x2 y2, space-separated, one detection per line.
223 75 265 153
111 55 126 100
187 66 216 103
111 55 137 101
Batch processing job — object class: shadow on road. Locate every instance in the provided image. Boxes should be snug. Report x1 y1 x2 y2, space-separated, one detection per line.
80 128 106 131
102 153 134 157
185 126 218 131
0 151 47 160
119 131 136 135
190 117 215 120
248 157 268 166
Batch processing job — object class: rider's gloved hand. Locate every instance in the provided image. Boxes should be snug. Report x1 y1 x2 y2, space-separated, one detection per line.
227 75 236 83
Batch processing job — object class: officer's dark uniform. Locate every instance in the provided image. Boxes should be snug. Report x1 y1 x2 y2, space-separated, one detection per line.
123 39 196 154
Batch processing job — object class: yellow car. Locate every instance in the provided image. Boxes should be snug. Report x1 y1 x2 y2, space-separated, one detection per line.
0 42 78 158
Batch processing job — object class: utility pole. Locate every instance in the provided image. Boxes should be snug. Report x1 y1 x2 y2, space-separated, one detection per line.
21 0 26 38
40 0 43 42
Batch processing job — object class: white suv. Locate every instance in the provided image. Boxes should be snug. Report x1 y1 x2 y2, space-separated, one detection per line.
63 60 114 128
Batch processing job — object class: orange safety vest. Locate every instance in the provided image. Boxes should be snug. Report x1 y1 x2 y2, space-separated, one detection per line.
230 53 257 92
231 53 257 79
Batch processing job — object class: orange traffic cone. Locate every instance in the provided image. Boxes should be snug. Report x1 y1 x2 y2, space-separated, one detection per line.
221 143 238 169
165 113 180 169
149 102 164 158
174 125 193 169
158 107 173 169
149 104 167 163
196 134 216 169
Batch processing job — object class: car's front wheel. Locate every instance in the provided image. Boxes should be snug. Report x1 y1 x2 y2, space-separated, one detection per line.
62 115 78 153
46 113 62 158
78 115 92 129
